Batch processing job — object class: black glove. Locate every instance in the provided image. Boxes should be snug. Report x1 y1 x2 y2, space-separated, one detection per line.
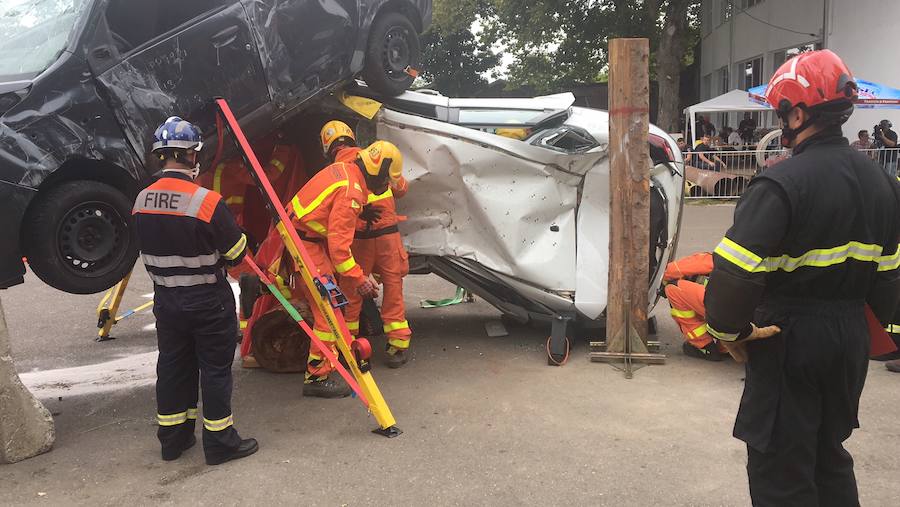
359 204 382 226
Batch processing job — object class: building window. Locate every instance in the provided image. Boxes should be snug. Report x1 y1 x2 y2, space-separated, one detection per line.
740 56 763 89
739 0 763 9
719 66 729 94
772 42 823 72
702 73 712 100
702 0 713 35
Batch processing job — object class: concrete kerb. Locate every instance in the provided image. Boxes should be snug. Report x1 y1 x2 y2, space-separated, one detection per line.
0 296 55 464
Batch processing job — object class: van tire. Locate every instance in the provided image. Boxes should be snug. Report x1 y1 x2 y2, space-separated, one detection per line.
22 180 138 294
362 11 420 96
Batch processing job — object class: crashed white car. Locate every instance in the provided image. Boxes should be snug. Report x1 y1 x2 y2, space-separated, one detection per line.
356 90 685 336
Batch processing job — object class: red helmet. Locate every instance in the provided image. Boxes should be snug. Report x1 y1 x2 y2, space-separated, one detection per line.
766 49 857 124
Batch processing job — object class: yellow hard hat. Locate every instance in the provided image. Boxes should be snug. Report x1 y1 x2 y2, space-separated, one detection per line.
495 128 528 140
358 140 403 179
320 120 356 155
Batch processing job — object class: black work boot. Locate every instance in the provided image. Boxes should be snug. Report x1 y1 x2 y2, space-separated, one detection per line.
205 438 259 466
302 376 352 398
385 347 409 369
161 433 197 461
682 341 724 362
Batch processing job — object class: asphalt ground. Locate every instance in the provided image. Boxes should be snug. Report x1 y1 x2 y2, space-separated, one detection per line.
1 202 898 506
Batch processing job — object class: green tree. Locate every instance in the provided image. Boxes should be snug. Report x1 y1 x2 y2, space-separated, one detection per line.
419 24 500 96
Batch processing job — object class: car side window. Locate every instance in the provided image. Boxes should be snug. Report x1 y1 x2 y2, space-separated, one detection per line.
105 0 225 53
530 126 599 154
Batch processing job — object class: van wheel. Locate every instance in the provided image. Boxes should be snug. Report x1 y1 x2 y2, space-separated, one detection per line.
22 181 138 294
362 11 420 96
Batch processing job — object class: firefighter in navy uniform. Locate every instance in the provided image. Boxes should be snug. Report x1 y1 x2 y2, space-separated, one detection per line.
705 51 900 505
133 117 259 465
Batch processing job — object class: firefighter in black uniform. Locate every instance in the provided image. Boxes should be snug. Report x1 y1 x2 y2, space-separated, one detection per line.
133 117 259 465
705 50 900 505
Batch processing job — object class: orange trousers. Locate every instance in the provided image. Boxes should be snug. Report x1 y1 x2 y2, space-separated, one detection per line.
297 240 340 381
664 279 717 350
342 232 411 350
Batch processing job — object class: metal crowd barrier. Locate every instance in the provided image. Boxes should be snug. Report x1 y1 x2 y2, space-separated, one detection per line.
683 147 900 199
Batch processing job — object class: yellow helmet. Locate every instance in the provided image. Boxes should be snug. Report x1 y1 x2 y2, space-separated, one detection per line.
358 140 403 179
320 120 356 156
495 128 529 140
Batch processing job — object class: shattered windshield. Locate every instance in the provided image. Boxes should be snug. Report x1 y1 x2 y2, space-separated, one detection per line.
0 0 90 79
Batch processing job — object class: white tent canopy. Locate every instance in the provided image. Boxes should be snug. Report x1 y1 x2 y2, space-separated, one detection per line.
684 89 773 145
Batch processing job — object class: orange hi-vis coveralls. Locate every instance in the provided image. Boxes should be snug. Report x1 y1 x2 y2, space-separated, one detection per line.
337 147 412 350
663 252 724 351
286 160 368 381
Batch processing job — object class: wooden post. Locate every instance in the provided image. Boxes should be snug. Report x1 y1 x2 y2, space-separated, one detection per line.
605 38 651 354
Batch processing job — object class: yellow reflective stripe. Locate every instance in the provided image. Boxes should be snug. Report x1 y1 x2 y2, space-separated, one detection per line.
716 238 898 273
225 196 244 205
223 233 247 260
157 411 188 426
347 320 360 331
213 164 225 193
239 320 248 330
307 220 328 236
187 408 198 420
203 415 234 432
670 308 696 319
708 325 739 342
367 188 394 204
313 329 336 342
714 237 764 272
383 320 409 332
388 337 410 349
886 324 900 333
688 323 708 339
270 159 286 173
334 256 358 274
291 180 349 220
877 244 900 272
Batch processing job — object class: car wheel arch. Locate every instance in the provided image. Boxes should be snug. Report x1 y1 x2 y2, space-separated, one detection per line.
373 0 424 33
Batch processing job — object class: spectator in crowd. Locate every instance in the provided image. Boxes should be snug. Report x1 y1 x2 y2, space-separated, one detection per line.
694 115 716 139
676 137 688 153
725 127 743 146
874 119 898 176
738 112 757 143
850 129 872 151
692 134 727 171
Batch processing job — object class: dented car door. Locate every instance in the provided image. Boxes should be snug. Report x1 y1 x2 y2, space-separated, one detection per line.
91 0 270 158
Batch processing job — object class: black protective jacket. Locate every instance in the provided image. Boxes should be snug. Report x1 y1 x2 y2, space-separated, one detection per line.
705 128 900 340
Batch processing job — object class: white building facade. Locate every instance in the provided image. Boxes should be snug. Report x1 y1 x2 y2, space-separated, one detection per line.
700 0 900 140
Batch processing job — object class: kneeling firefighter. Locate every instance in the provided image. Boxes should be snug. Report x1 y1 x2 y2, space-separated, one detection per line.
320 121 413 368
286 139 400 397
133 116 258 465
661 252 728 361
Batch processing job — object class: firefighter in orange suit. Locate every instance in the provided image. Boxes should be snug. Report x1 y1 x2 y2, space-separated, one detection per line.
320 121 413 368
662 252 729 361
286 140 399 398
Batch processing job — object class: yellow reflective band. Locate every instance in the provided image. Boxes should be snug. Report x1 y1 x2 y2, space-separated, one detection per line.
688 324 708 339
313 329 336 342
335 256 358 274
203 415 234 432
307 220 328 236
383 320 410 332
223 233 247 260
270 159 286 173
886 324 900 334
708 325 739 342
213 163 225 193
157 411 188 426
187 408 198 420
670 308 696 319
388 337 410 349
225 196 244 205
347 320 360 331
367 188 394 204
290 180 349 219
714 237 764 273
239 320 248 330
877 245 900 272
